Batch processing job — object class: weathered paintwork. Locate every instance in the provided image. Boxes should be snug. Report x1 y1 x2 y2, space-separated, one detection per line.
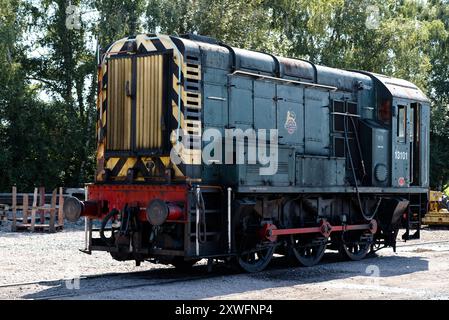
98 33 430 194
170 34 430 193
78 34 431 265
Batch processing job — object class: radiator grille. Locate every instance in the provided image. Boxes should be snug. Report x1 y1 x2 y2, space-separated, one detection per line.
106 58 132 150
106 54 165 151
135 55 163 149
183 60 202 152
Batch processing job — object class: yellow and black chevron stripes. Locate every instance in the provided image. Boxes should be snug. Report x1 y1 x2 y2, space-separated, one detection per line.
95 34 202 182
96 63 107 181
181 61 202 164
104 156 183 182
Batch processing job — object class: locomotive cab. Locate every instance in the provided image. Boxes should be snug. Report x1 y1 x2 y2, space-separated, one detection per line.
391 100 428 188
359 73 430 240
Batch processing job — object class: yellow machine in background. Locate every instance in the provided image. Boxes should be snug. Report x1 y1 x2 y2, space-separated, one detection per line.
422 191 449 226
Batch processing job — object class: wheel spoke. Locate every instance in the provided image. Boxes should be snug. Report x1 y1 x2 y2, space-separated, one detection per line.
290 236 327 267
340 233 372 261
234 207 275 273
238 246 274 273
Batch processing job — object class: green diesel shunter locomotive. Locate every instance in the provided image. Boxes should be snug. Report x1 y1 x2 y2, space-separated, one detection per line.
64 34 430 272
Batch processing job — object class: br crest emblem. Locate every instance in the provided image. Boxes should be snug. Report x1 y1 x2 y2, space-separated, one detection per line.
284 111 297 134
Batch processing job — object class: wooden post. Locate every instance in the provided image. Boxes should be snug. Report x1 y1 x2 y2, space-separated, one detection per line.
58 187 64 227
22 194 29 225
49 189 57 232
11 186 17 231
39 187 45 224
30 188 38 232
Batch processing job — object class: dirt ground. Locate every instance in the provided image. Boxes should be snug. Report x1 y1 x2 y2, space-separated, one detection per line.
1 220 449 300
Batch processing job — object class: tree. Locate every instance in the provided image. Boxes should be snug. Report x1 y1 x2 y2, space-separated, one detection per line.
1 0 449 191
0 0 30 189
146 0 289 53
94 0 146 47
428 0 449 189
24 0 97 186
0 0 72 190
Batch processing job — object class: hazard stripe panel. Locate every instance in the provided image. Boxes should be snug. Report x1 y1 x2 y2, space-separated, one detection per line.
95 34 202 182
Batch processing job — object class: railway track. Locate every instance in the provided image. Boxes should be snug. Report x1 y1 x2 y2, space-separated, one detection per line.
396 239 449 248
2 239 449 300
33 273 222 300
0 269 164 289
0 264 234 300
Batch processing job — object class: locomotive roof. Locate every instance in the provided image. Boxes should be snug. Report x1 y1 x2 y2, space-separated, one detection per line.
361 72 430 103
176 34 430 103
104 34 430 104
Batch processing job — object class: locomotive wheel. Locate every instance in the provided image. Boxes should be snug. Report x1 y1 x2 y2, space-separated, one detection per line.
237 245 275 273
339 232 373 261
289 235 327 267
233 203 274 273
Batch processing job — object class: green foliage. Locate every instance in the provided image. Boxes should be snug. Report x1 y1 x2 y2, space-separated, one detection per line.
0 0 97 191
146 0 289 53
94 0 147 46
25 0 98 188
1 0 449 191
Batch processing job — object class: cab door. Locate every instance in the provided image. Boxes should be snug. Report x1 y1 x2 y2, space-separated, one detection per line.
392 101 421 187
409 103 421 186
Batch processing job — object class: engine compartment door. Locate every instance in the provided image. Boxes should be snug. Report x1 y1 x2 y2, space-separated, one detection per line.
106 56 133 151
106 52 171 155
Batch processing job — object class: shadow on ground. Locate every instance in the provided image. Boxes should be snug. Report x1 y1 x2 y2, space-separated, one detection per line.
21 252 429 300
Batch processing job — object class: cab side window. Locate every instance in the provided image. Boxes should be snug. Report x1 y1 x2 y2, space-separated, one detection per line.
378 99 392 124
397 105 406 142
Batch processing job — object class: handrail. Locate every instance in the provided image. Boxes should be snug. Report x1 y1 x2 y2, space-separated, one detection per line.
330 112 361 118
229 70 338 92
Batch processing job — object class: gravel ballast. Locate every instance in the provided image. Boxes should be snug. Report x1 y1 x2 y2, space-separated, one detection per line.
1 221 449 300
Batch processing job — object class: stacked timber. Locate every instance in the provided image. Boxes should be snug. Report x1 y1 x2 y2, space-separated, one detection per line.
9 186 64 232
